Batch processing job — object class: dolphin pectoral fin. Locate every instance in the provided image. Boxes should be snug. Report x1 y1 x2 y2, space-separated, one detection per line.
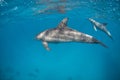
94 25 97 31
42 41 50 51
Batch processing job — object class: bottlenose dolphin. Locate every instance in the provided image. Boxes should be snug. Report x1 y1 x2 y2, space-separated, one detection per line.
36 18 107 51
88 18 113 39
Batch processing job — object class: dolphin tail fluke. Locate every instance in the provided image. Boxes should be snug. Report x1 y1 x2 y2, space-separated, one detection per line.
92 38 108 48
109 35 113 40
98 41 108 48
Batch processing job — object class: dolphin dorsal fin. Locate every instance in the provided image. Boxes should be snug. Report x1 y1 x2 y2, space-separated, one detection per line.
58 18 68 28
102 23 107 26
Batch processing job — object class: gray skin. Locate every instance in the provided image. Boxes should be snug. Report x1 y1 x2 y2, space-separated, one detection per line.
36 18 107 51
88 18 113 40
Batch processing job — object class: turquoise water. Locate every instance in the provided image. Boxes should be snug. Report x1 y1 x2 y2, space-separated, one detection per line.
0 0 120 80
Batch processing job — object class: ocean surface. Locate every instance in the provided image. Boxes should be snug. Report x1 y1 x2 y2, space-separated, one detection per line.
0 0 120 80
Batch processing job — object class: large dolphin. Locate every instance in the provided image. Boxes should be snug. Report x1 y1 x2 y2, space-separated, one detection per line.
36 18 107 51
88 18 113 39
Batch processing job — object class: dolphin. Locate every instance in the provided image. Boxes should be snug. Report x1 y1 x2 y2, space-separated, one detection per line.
88 18 113 40
36 18 107 51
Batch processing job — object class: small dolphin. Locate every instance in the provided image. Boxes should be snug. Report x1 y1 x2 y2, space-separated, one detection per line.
88 18 113 40
36 18 107 51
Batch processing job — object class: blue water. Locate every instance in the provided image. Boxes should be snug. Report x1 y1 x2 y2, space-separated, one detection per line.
0 0 120 80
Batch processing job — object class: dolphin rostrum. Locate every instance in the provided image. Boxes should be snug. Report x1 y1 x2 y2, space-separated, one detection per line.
36 18 107 51
88 18 113 39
